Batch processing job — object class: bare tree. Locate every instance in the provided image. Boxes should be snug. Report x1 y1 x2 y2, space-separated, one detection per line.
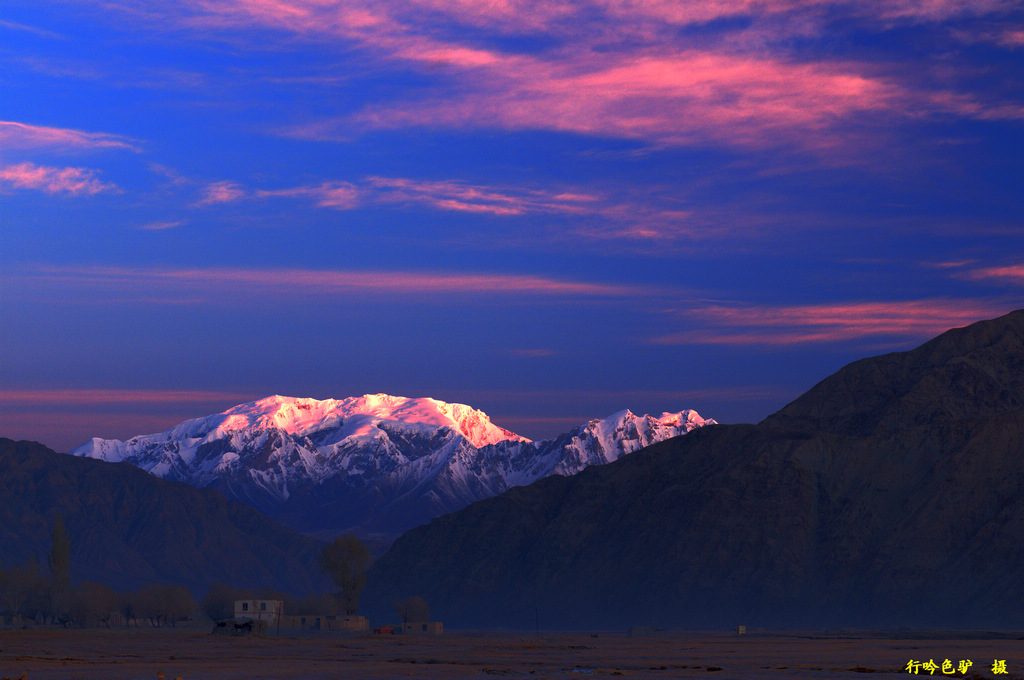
47 515 71 624
119 590 140 628
48 515 70 594
69 581 118 628
297 592 337 616
161 585 195 627
134 584 193 627
396 595 430 624
319 534 370 615
0 562 46 626
135 585 164 627
201 582 253 622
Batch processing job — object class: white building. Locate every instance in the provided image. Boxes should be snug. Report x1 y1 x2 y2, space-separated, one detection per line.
234 599 283 622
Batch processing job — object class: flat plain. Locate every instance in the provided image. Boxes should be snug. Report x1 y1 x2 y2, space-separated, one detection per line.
2 628 1024 680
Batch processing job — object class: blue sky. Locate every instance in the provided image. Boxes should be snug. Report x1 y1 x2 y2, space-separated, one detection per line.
2 0 1023 451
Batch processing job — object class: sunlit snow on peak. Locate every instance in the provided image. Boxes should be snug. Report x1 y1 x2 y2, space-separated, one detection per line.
68 395 715 539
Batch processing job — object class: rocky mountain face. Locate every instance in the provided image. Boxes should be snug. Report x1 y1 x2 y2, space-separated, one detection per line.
70 394 713 541
363 309 1024 630
0 438 329 595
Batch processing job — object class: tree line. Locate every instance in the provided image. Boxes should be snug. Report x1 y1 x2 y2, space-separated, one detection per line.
0 516 196 627
1 519 428 628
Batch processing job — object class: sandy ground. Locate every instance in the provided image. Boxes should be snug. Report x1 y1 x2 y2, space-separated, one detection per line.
2 628 1023 680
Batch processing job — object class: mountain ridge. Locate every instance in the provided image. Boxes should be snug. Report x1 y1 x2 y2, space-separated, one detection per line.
0 438 329 595
363 309 1024 629
70 394 714 540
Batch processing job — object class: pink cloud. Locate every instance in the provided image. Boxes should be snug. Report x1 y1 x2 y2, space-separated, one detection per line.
962 264 1024 284
922 259 977 269
999 29 1024 47
652 300 1013 345
256 181 360 209
870 0 1020 22
82 1 1022 152
0 120 138 151
139 220 186 231
162 0 1020 45
588 0 1021 27
951 26 1024 48
331 49 905 151
0 19 65 39
96 2 898 151
231 175 603 217
196 180 246 205
0 162 117 195
198 173 707 247
28 264 653 300
365 176 599 216
0 388 255 407
0 389 260 452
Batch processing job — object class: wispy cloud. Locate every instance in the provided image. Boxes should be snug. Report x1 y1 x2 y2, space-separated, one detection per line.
0 120 139 152
951 26 1024 48
922 259 978 270
26 264 654 300
138 220 186 231
195 180 246 205
421 0 1022 29
0 388 261 451
68 1 1024 152
149 163 190 185
998 29 1024 47
230 1 1020 151
0 19 65 39
256 181 360 209
364 177 600 216
962 263 1024 284
0 388 254 407
194 173 800 248
296 50 904 152
344 47 1024 150
868 0 1021 22
132 0 1022 49
0 162 118 195
508 348 559 358
652 299 1012 346
221 175 602 217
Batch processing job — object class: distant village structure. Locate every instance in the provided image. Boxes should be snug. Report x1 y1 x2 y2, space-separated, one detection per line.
232 599 370 633
280 613 369 632
234 599 283 623
401 621 443 636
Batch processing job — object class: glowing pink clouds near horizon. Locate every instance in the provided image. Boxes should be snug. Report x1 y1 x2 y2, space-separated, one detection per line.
21 264 655 300
653 300 1017 346
3 0 1022 454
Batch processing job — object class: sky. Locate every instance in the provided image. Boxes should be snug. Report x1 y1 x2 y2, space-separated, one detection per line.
1 0 1023 452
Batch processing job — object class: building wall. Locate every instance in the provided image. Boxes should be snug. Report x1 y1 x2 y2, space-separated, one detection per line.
401 621 443 635
233 599 283 620
279 614 369 632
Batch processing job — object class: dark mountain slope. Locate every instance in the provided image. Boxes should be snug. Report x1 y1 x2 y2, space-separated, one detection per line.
0 438 329 595
364 309 1024 630
766 309 1024 435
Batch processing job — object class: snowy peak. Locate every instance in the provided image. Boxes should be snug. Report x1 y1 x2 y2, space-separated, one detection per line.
69 394 714 540
592 408 712 432
160 393 527 449
542 408 716 476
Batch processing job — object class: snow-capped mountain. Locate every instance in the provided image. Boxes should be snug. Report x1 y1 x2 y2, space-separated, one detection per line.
70 394 714 541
